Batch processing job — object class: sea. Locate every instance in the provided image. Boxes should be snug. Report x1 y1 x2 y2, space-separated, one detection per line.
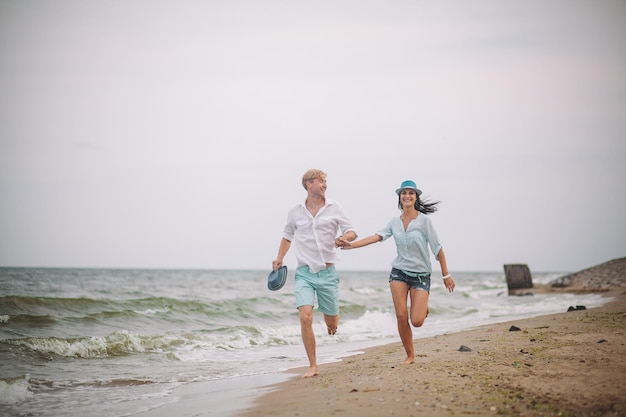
0 267 611 417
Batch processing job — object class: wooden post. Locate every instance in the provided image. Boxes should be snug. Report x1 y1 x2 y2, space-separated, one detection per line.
504 264 533 295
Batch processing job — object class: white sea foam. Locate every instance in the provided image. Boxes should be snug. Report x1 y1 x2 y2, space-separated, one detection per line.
0 376 33 405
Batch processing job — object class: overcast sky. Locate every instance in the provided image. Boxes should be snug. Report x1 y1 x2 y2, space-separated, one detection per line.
1 0 625 273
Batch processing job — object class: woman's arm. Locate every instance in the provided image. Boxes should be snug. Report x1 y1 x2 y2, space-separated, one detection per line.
338 234 382 250
437 248 455 292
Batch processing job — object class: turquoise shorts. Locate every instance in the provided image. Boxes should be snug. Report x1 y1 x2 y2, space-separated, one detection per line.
295 265 340 316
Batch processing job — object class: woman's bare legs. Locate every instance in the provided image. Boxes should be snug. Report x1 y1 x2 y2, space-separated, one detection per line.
409 288 430 328
390 282 430 364
390 281 414 364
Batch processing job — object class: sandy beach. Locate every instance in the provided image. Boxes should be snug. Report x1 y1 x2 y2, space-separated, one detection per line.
237 261 626 417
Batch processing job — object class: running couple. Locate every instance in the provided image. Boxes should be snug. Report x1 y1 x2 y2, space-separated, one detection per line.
272 169 455 378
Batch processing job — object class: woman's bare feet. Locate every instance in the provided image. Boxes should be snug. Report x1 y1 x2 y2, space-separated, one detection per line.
403 356 415 365
302 367 319 378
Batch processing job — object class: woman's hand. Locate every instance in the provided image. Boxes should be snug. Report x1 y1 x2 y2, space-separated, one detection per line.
443 276 455 293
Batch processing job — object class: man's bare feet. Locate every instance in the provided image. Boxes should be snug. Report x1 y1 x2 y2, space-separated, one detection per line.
403 356 415 365
302 367 319 378
327 326 337 335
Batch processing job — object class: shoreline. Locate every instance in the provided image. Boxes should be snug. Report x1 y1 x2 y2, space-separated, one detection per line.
236 290 626 417
131 372 295 417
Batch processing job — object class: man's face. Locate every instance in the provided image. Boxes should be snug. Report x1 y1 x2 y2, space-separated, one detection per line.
307 177 327 196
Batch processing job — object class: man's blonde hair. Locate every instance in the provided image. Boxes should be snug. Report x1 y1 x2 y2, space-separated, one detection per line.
302 169 326 190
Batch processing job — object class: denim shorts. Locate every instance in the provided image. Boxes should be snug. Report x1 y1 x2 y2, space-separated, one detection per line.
295 265 340 316
389 268 431 293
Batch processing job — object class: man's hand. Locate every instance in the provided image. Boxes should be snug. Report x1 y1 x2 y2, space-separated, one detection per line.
335 236 352 249
272 259 283 271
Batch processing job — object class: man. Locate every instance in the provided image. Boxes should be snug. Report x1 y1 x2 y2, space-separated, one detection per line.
272 169 357 378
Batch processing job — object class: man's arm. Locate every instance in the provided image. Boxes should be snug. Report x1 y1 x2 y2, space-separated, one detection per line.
272 238 291 271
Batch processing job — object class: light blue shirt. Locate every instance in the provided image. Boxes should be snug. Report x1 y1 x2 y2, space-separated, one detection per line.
376 214 442 274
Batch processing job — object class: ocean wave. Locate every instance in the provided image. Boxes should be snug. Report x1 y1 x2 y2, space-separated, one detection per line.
0 295 284 324
0 295 111 313
2 330 177 359
0 324 303 361
1 314 57 326
90 378 157 388
0 374 163 407
0 375 33 405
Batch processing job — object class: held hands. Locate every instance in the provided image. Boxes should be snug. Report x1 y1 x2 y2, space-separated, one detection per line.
335 236 352 249
443 276 455 293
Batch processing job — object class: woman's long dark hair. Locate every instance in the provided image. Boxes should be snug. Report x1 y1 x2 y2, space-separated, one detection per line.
397 194 440 214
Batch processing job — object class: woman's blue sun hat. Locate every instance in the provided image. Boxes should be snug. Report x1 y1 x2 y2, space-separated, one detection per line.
395 180 422 196
268 266 288 291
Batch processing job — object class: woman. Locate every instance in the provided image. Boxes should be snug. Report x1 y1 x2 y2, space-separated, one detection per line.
338 180 455 364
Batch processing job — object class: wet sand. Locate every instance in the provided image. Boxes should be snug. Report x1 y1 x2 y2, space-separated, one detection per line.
237 290 626 417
